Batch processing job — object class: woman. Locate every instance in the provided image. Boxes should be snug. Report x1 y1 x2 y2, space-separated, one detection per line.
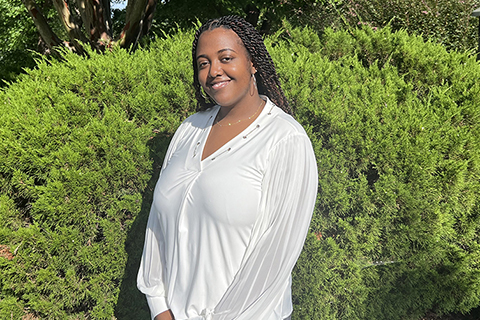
137 15 318 320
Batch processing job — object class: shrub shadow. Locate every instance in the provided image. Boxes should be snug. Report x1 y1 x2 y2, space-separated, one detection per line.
115 132 172 320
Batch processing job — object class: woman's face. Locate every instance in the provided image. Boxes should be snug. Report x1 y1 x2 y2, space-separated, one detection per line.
196 27 256 108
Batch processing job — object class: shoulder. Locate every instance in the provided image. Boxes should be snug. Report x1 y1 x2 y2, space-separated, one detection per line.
256 98 315 166
262 98 310 143
182 105 219 127
174 105 219 136
185 106 218 122
261 103 317 175
272 110 307 137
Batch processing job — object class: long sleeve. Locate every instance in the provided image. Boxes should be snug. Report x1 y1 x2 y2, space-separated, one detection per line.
137 121 188 320
137 205 169 319
212 133 318 320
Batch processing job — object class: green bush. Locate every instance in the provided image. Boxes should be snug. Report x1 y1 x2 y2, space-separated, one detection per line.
277 0 480 53
0 31 195 319
1 26 479 319
337 0 480 53
272 26 480 319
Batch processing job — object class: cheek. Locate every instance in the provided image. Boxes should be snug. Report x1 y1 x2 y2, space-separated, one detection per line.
197 71 208 89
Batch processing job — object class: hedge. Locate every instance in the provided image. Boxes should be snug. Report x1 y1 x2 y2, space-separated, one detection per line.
0 26 479 319
277 26 480 319
336 0 480 53
0 31 195 320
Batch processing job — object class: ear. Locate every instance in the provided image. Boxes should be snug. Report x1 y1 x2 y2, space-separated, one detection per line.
249 57 256 74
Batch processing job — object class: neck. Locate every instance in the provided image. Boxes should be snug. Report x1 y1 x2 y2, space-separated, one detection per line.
216 94 264 122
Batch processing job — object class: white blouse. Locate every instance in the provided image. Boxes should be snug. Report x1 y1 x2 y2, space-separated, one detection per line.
137 97 318 320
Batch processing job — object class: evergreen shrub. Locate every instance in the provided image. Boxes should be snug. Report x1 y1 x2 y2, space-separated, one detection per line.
337 0 480 53
271 26 480 319
0 26 479 320
0 31 195 319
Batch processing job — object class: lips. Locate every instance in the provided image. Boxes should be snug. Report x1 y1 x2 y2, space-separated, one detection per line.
210 80 230 90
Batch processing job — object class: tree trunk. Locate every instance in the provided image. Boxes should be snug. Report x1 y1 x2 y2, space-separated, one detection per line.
52 0 88 52
119 0 157 49
23 0 157 55
22 0 64 51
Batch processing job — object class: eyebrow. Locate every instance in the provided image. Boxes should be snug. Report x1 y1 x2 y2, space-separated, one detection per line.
196 48 237 60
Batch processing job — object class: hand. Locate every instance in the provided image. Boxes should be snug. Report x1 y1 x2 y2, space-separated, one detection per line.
154 309 174 320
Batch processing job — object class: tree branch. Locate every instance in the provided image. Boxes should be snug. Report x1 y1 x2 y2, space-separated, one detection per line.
75 0 112 50
101 0 113 38
24 0 158 54
75 0 93 38
141 0 156 40
91 0 112 44
22 0 64 51
52 0 89 52
119 0 157 49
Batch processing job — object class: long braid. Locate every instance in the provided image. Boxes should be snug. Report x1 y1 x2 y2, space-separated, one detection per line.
192 16 292 115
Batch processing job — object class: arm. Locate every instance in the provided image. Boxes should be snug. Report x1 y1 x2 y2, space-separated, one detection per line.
137 204 170 320
212 134 318 319
137 122 187 320
154 310 175 320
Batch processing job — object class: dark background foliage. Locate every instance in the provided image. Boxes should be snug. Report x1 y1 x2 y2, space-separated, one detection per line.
2 0 479 85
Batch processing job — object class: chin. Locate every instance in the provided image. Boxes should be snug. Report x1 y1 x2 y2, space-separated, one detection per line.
209 95 235 107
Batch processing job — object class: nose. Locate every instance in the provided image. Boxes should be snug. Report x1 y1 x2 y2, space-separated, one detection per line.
208 60 223 78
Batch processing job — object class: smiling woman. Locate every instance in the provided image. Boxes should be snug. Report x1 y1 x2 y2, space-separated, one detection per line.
195 27 266 160
196 28 258 110
137 15 318 320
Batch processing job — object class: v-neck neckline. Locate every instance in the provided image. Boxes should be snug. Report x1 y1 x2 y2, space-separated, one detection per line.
199 98 270 165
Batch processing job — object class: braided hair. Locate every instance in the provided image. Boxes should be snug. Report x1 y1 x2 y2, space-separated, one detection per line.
192 15 292 115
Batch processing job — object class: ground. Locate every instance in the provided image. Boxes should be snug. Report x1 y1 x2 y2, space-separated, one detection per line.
421 308 480 320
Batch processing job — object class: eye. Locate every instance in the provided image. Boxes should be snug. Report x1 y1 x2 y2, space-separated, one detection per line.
198 60 209 69
221 56 232 63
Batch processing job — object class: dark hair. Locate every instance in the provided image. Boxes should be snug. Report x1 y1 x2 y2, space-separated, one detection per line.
192 15 292 115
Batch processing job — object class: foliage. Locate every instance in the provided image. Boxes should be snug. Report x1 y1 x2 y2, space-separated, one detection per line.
3 0 479 86
0 0 156 87
152 0 480 54
0 0 38 85
0 31 194 319
1 25 480 320
336 0 480 53
273 25 480 319
150 0 337 35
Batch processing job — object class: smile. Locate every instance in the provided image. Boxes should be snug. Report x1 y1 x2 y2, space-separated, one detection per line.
210 80 230 90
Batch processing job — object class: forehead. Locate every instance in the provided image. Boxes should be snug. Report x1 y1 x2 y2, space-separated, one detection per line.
196 27 247 57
